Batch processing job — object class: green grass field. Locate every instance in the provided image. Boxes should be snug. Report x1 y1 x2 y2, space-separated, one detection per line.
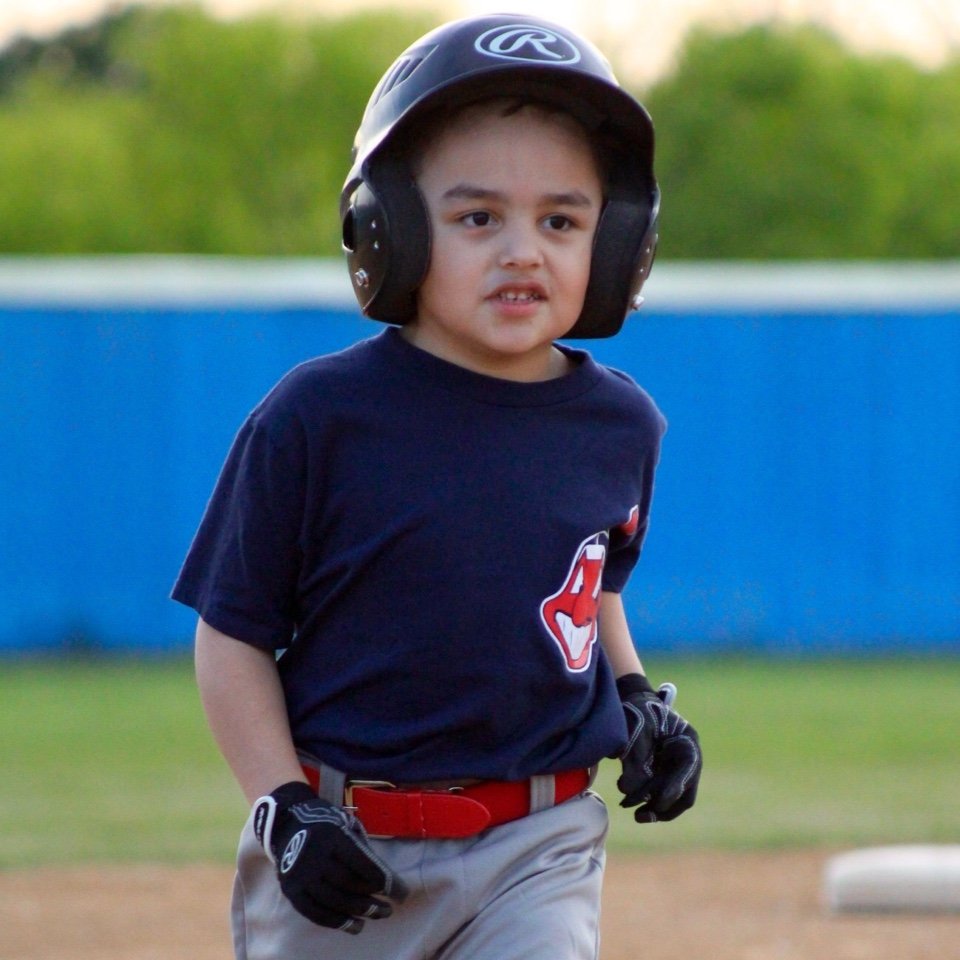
1 656 958 868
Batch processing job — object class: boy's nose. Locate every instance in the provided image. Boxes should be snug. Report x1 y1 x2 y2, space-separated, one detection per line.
497 222 543 269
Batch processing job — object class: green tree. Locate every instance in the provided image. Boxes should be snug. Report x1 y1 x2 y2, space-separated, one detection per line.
0 4 435 253
1 10 958 257
643 24 960 258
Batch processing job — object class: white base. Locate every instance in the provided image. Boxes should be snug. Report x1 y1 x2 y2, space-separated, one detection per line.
824 845 960 913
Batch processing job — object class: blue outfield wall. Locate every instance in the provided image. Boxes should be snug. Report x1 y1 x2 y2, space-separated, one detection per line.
1 258 958 655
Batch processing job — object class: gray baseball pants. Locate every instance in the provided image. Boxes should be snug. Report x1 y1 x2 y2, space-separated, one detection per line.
231 789 609 960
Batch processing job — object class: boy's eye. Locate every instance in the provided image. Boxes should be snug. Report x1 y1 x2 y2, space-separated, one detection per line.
461 211 493 227
544 214 573 231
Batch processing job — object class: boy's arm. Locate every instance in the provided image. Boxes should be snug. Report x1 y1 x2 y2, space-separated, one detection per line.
194 618 306 804
195 618 409 931
598 590 645 678
599 591 702 823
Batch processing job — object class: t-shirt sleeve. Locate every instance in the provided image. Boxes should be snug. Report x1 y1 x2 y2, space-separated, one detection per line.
601 400 666 593
171 401 306 650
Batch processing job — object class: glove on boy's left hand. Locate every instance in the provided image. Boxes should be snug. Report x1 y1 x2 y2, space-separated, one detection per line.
616 673 702 823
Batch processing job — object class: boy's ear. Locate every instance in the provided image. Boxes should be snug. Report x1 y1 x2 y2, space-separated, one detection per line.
341 161 431 325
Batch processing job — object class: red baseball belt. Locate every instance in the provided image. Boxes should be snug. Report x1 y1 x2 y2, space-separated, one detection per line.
300 766 591 839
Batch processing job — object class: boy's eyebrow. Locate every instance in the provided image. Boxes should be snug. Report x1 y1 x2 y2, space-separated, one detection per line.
440 183 596 206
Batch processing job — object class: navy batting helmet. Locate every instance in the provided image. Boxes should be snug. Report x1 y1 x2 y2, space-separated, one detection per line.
340 14 659 338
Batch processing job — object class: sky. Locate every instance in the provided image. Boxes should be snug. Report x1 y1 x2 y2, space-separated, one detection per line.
1 0 958 83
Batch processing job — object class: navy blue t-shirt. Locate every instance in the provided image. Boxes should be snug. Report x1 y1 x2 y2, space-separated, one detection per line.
173 328 665 782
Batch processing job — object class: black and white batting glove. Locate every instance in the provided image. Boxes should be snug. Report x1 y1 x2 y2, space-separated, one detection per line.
253 781 408 934
616 674 702 823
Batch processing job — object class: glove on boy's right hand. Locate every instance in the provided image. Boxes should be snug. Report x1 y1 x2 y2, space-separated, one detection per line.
253 781 408 934
616 674 702 823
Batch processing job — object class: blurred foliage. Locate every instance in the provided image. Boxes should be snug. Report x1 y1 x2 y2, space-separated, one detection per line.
647 24 960 258
0 4 436 254
0 6 958 257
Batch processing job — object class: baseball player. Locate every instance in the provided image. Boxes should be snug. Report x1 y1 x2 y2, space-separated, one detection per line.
173 13 702 960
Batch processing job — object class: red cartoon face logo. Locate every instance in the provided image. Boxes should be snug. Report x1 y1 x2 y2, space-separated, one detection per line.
540 534 607 673
620 504 640 537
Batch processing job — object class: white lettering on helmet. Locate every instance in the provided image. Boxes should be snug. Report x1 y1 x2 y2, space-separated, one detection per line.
474 25 581 64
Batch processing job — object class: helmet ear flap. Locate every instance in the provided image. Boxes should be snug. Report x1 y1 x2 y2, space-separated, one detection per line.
341 160 431 324
566 189 659 339
628 193 659 311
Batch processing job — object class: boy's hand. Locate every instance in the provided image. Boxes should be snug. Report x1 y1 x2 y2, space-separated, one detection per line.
253 781 408 933
616 674 702 823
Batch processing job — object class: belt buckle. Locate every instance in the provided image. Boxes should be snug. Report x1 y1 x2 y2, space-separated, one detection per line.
344 780 397 840
344 779 397 810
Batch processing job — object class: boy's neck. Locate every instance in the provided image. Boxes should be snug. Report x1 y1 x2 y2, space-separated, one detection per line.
400 327 574 383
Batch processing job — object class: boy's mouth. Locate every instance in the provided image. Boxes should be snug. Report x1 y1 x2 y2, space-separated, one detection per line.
498 290 541 302
491 284 546 303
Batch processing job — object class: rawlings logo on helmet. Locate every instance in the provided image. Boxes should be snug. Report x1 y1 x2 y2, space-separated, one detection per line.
474 24 581 64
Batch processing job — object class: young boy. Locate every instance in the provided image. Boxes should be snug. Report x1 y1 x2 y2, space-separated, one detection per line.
173 14 701 960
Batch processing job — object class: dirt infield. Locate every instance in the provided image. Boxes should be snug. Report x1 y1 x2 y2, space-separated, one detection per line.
4 851 959 960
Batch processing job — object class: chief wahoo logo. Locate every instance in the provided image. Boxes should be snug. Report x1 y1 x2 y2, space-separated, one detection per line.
540 507 640 672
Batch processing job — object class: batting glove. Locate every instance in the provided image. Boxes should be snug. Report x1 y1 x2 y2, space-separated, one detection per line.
253 781 408 934
616 673 702 823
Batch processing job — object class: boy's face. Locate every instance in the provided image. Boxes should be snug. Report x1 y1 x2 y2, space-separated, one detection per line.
407 103 603 381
